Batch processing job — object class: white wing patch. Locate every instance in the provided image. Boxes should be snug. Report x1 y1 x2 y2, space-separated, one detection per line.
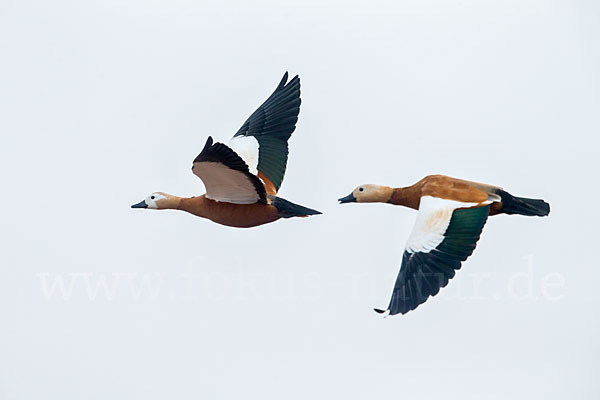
193 162 261 204
405 196 479 254
228 135 259 175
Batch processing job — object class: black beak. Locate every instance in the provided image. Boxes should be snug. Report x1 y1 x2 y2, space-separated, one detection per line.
131 200 148 209
338 193 356 204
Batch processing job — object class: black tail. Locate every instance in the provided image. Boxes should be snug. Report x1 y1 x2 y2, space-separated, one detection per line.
269 196 322 218
496 189 550 217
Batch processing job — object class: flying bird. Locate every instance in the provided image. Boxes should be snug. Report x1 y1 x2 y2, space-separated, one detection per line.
339 175 550 315
132 73 321 227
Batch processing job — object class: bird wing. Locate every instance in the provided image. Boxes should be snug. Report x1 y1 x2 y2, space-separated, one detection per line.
192 136 267 204
376 196 491 315
228 72 301 195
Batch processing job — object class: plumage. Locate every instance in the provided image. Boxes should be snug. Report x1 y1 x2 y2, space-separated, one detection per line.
192 136 267 204
340 174 550 315
132 73 320 228
227 135 260 175
233 72 301 193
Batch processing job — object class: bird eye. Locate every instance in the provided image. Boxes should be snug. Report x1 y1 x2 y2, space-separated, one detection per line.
359 187 364 192
151 196 155 200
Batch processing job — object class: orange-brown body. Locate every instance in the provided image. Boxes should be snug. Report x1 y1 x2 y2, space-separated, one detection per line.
343 174 549 218
178 195 281 228
257 172 277 196
388 175 503 214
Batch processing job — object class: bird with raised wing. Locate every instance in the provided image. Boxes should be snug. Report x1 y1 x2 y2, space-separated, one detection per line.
338 175 550 315
132 73 321 228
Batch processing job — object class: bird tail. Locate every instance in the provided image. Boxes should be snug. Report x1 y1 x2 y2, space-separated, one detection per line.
495 189 550 217
269 196 322 218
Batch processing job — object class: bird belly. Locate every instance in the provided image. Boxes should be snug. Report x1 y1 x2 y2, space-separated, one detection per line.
180 195 280 227
206 205 280 228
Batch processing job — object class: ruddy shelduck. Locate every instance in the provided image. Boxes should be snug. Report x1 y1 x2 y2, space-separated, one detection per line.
132 73 321 227
339 175 550 315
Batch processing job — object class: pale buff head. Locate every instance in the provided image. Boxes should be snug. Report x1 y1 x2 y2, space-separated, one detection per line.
131 192 181 210
338 184 393 204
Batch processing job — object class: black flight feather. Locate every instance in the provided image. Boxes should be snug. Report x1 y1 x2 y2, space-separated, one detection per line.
378 205 490 316
233 72 301 192
193 136 267 203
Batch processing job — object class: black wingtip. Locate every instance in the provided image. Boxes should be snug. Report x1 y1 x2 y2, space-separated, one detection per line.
278 72 289 88
194 136 214 163
374 308 387 314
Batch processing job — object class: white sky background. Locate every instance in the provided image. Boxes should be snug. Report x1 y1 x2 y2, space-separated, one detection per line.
1 0 598 398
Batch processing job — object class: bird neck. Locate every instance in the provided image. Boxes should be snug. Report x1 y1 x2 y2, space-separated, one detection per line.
155 193 184 210
389 185 421 210
177 195 209 218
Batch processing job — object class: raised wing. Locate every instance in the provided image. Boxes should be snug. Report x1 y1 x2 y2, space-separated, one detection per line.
192 136 267 204
229 72 301 195
376 196 491 315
